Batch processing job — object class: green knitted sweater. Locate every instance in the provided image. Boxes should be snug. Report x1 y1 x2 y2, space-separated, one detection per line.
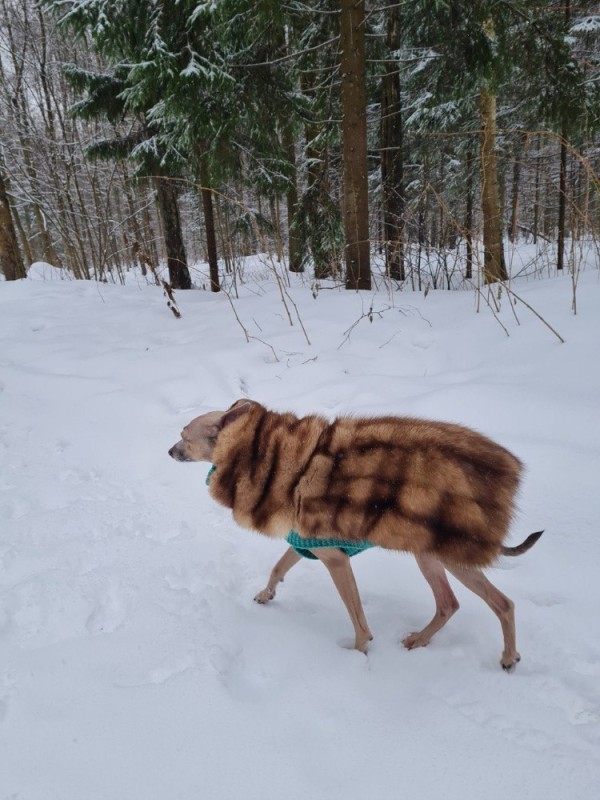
286 530 375 560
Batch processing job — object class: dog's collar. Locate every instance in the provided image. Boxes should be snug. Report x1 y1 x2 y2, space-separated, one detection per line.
206 464 217 485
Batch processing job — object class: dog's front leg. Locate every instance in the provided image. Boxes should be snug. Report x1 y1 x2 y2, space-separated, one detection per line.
314 548 373 654
254 547 302 604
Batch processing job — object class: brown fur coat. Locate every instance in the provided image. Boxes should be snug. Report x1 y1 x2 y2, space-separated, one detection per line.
209 401 522 568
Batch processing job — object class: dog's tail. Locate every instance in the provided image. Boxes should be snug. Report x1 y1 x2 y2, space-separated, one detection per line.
501 530 544 557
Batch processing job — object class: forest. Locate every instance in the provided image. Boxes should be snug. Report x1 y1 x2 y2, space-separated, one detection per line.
0 0 599 294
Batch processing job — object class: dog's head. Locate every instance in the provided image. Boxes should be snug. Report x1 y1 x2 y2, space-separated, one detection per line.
168 400 255 463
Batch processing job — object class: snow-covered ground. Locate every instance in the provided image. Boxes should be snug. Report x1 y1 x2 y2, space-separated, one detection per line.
1 258 599 800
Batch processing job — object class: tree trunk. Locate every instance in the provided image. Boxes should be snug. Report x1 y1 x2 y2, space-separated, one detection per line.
283 126 302 273
557 124 568 271
121 162 146 275
272 195 283 263
62 182 90 279
142 192 159 268
479 86 507 283
557 0 571 271
465 141 474 280
509 133 523 244
543 174 553 239
340 0 371 290
200 161 220 292
0 163 27 280
12 203 34 267
438 150 445 248
532 135 542 244
215 195 233 275
154 177 192 290
381 1 405 281
33 204 59 265
302 76 339 279
298 58 342 279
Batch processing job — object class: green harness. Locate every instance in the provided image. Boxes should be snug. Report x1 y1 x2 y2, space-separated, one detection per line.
206 465 374 560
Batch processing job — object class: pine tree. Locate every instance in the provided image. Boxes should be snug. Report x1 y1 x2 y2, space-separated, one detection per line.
204 0 305 274
289 1 344 279
404 1 522 283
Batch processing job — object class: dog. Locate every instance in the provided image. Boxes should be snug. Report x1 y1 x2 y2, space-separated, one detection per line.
169 399 542 670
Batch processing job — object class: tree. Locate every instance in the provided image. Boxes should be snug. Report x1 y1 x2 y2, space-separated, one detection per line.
479 56 507 283
405 2 520 283
0 155 26 280
11 0 597 291
44 1 194 289
0 1 60 267
380 1 405 282
503 2 599 264
125 0 309 289
154 176 191 290
287 2 344 279
340 0 370 290
218 1 304 274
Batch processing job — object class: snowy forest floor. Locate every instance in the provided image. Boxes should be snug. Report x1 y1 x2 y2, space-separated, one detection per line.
1 255 600 799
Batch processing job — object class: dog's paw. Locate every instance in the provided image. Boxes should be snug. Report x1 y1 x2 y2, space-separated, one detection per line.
501 652 521 672
355 633 373 654
254 588 275 604
402 632 430 650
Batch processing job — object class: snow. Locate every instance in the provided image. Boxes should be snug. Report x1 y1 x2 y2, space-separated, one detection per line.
1 259 599 799
26 261 74 281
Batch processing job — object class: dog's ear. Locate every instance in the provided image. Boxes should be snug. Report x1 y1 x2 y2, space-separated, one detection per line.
220 399 256 430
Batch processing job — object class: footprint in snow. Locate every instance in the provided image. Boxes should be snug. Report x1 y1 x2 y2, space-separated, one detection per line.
528 591 566 607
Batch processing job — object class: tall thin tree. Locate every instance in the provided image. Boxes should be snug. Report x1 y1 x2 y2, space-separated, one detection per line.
557 0 571 272
0 157 26 280
340 0 371 290
381 1 405 281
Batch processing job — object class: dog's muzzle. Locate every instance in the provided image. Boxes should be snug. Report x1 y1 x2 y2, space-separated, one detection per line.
169 443 191 462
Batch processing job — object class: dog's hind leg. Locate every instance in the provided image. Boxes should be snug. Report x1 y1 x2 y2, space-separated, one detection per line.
313 547 373 654
254 547 302 604
403 553 460 650
444 564 520 671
